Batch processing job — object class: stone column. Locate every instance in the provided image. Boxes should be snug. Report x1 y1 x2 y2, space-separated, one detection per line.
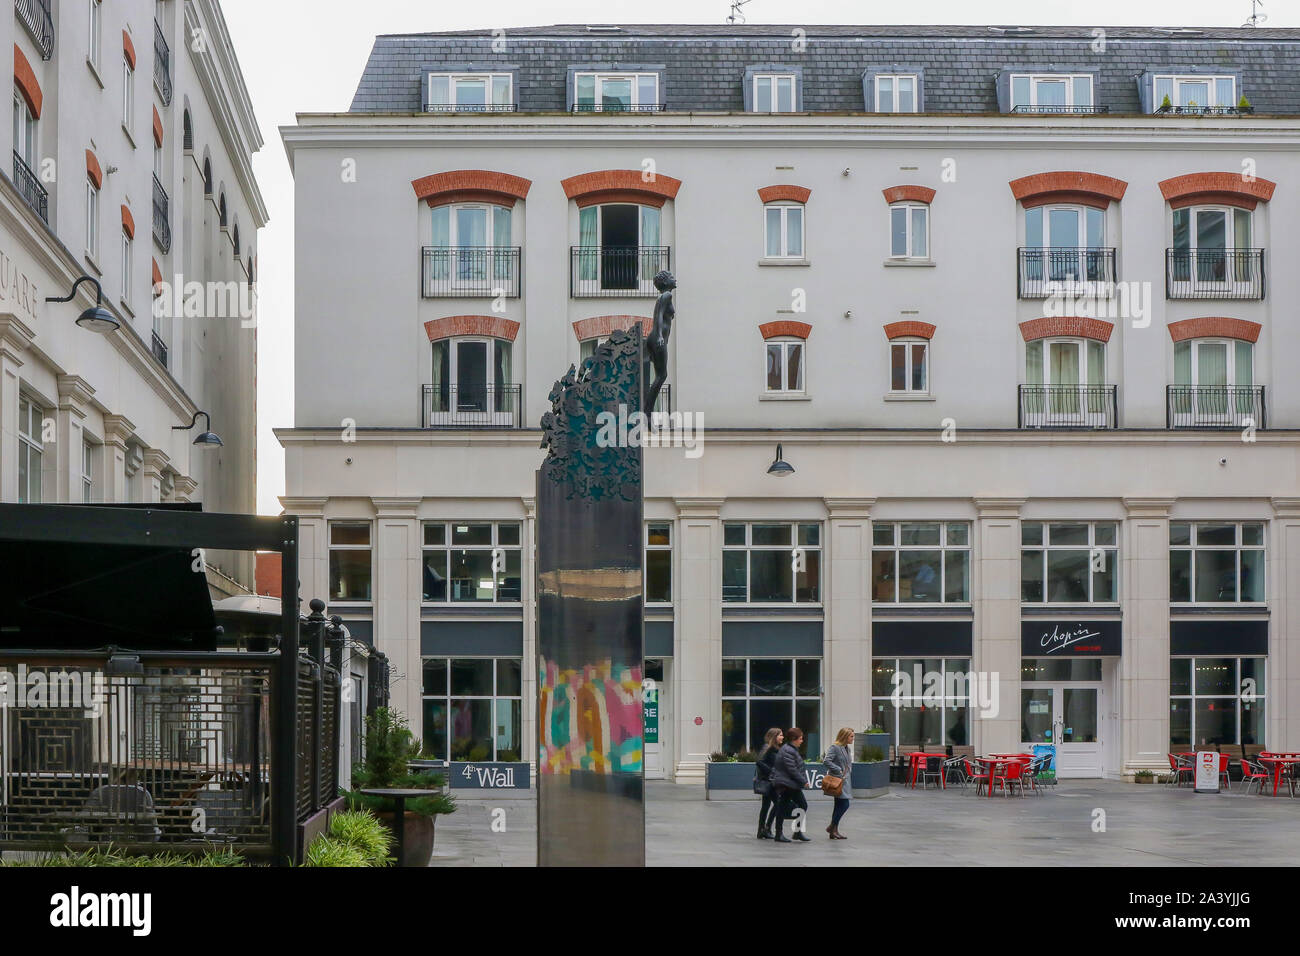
672 497 724 783
281 497 329 608
1270 499 1300 752
1121 498 1175 774
824 498 875 736
141 449 170 503
0 315 35 503
56 376 95 502
973 497 1025 754
371 498 422 728
101 415 135 503
521 495 537 781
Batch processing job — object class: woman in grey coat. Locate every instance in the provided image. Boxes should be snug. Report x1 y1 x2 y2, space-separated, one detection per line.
770 727 811 843
823 728 854 840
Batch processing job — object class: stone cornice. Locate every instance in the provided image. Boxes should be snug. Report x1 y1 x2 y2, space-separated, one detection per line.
57 374 96 414
1271 498 1300 519
824 497 875 517
102 414 137 448
371 496 422 517
973 497 1026 517
142 448 171 476
279 496 329 516
173 475 200 501
1122 497 1178 517
0 313 35 362
673 497 725 517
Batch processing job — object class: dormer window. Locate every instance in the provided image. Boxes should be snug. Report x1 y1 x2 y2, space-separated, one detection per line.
1153 74 1237 113
425 72 514 113
875 74 918 113
1010 74 1095 112
753 73 797 113
574 72 660 112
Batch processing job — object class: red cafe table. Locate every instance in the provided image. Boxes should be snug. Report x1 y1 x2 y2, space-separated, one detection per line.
977 756 1026 798
1258 753 1300 797
906 752 945 790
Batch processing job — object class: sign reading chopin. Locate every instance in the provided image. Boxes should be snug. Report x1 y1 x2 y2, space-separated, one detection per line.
1021 619 1122 657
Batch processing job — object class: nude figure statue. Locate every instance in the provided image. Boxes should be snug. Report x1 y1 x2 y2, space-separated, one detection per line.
644 270 676 413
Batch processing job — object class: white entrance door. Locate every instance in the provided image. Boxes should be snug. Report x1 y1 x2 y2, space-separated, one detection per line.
643 669 666 779
1022 684 1103 777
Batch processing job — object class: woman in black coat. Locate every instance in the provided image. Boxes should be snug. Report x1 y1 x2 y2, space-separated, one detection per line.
754 727 784 839
770 727 811 843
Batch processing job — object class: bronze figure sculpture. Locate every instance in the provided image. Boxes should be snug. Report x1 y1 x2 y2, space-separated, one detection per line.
644 270 676 413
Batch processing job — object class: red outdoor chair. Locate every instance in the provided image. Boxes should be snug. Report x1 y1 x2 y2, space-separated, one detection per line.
964 758 990 797
1001 759 1027 797
1217 753 1231 791
1167 754 1194 787
1240 759 1270 795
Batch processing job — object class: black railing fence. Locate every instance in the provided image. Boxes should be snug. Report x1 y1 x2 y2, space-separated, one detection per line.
1017 247 1116 298
422 384 522 427
421 246 521 297
570 246 671 297
153 174 172 253
1018 384 1118 429
1166 249 1265 299
16 0 54 59
12 151 48 223
1167 385 1266 429
154 20 173 106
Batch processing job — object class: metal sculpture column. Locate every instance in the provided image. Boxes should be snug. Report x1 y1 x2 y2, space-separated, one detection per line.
535 326 649 866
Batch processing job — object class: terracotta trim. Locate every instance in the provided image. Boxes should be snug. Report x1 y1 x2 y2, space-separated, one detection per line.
122 30 136 70
152 258 163 291
13 44 42 118
758 185 811 204
152 106 164 146
759 320 812 340
1019 316 1115 343
562 169 682 208
85 149 102 189
1167 317 1262 344
1009 171 1128 210
423 315 521 343
882 185 936 205
1159 172 1276 211
883 321 936 340
572 315 653 341
411 170 532 208
121 204 135 239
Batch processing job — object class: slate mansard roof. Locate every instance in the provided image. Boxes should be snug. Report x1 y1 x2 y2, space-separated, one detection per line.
349 23 1300 114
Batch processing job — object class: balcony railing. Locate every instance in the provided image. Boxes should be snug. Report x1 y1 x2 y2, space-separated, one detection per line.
152 174 172 254
1017 247 1116 298
16 0 54 59
570 246 671 297
421 247 521 297
421 384 521 428
154 20 173 106
1166 249 1265 299
1018 384 1118 429
1167 385 1265 429
423 103 518 113
1010 104 1110 114
572 103 665 113
151 331 169 369
12 152 47 223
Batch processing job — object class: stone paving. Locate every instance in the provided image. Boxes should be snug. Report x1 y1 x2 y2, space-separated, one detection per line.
431 778 1300 866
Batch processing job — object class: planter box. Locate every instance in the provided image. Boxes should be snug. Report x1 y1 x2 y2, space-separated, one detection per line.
861 733 891 761
706 761 835 800
851 760 890 797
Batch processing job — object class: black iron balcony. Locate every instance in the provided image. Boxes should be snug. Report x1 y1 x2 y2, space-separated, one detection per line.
151 332 169 369
1010 104 1110 114
16 0 54 59
421 384 521 427
1017 247 1116 298
421 247 521 297
570 246 671 297
152 174 172 254
423 103 518 113
12 151 47 223
154 20 172 106
1018 385 1118 429
1167 385 1265 429
1155 104 1253 116
572 103 665 113
1166 249 1264 299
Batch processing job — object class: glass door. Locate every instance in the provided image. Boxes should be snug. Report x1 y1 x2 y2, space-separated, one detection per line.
455 340 488 413
1021 683 1102 777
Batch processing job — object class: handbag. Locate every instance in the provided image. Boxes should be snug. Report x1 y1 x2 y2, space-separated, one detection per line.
753 761 772 795
821 774 844 797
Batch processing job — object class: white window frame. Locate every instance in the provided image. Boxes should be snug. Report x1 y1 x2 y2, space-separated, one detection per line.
889 338 929 394
88 0 102 70
421 520 522 604
765 337 805 394
82 438 97 503
328 521 373 604
1009 73 1094 111
122 54 134 131
1020 521 1119 605
763 203 804 259
875 74 918 113
17 394 44 504
871 521 972 605
86 178 99 259
889 202 929 259
12 91 36 168
721 657 823 755
120 229 132 304
1024 337 1109 427
1170 521 1265 605
645 522 672 605
425 72 513 112
1171 338 1256 428
752 73 796 113
722 522 822 605
573 72 659 112
420 656 524 761
1152 74 1236 111
428 336 515 426
871 657 973 748
1169 657 1265 749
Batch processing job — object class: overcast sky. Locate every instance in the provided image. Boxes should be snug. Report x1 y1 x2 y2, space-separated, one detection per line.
220 0 1294 514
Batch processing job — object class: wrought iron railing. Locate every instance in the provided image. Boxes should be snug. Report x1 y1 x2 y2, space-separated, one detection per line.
1017 247 1116 298
421 246 521 297
1155 104 1253 115
151 331 169 368
16 0 54 59
1010 104 1109 113
1166 385 1265 429
1018 385 1118 429
154 20 173 106
152 174 172 253
421 384 522 427
423 103 518 113
1166 249 1265 299
12 151 47 223
572 103 665 113
570 246 671 297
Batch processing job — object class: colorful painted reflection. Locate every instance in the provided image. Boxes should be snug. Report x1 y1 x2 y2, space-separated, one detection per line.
539 658 643 774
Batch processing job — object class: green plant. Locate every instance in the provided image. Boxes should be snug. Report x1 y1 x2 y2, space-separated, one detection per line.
303 837 369 868
735 750 758 762
863 725 886 734
347 708 456 819
709 751 734 763
467 744 491 762
328 810 392 864
1159 93 1173 111
1238 94 1252 111
1134 769 1154 780
498 748 520 762
859 746 886 762
3 848 246 867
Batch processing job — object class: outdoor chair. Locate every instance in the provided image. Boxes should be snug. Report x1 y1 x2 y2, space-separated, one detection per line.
1167 754 1194 787
943 755 968 789
1217 754 1232 792
920 755 944 790
1240 759 1270 795
964 758 990 796
1001 759 1027 797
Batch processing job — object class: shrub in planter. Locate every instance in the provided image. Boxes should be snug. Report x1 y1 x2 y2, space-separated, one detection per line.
4 848 246 867
735 750 758 762
709 751 734 763
1134 770 1155 785
303 810 393 867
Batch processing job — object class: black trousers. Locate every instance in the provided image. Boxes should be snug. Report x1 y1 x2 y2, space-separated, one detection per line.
774 786 809 834
758 790 779 830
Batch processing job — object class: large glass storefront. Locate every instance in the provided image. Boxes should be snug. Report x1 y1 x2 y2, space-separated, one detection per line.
721 657 822 756
1170 657 1265 748
870 658 971 748
421 657 522 761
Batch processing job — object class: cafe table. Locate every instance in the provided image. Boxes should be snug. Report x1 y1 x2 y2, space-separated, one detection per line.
1257 753 1300 797
906 752 944 789
357 788 436 866
976 756 1024 798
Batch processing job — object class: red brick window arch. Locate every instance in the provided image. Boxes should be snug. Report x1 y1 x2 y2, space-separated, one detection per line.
883 186 935 260
759 186 809 260
760 321 809 395
884 321 935 395
424 316 521 424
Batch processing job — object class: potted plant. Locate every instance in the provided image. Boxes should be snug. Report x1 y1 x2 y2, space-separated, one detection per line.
345 708 455 866
851 745 890 793
1238 94 1253 113
1133 769 1155 785
861 726 891 761
1157 93 1174 113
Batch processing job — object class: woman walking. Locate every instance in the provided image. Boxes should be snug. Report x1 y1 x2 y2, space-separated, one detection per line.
770 727 811 843
754 727 783 839
823 728 854 840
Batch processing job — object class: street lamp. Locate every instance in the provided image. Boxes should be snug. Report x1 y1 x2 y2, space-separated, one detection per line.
46 275 120 333
766 443 795 477
174 411 223 448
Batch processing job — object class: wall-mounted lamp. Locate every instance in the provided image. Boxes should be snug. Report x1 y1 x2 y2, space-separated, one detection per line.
46 275 119 334
767 443 795 477
174 411 223 448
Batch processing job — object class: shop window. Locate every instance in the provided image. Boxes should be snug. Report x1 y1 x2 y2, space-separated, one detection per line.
721 657 821 756
328 522 372 603
422 521 521 603
870 658 971 748
1169 657 1264 748
1021 521 1118 603
872 521 970 603
421 657 522 761
1169 521 1265 604
722 522 820 603
17 394 45 504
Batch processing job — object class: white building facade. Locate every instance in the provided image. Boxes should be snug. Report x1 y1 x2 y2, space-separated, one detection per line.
3 0 265 594
280 24 1300 780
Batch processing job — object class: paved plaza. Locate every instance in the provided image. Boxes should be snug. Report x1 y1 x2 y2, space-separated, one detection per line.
432 780 1300 866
